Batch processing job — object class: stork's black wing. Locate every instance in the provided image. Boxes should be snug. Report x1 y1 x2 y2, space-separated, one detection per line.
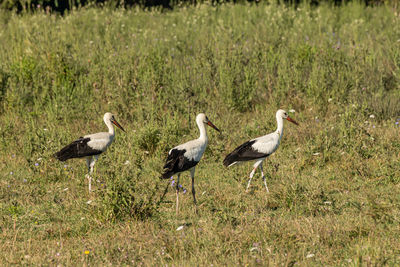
161 148 199 179
223 140 270 167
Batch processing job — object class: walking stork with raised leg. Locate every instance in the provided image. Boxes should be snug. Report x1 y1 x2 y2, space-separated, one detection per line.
161 113 220 215
223 109 298 192
54 112 125 192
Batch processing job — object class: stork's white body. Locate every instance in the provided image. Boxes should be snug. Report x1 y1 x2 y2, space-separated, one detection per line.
170 126 208 164
223 109 298 192
83 130 115 152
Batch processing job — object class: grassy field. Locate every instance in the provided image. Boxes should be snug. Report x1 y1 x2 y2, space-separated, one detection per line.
1 2 400 265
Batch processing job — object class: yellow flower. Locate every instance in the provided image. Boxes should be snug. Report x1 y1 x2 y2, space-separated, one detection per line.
84 250 90 255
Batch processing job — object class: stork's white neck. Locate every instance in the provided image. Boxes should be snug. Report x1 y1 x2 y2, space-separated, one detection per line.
275 114 284 137
105 118 115 136
197 119 208 142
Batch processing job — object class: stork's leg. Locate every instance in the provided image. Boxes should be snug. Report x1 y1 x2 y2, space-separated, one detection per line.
85 157 93 192
190 168 198 214
176 174 180 216
246 159 264 192
246 167 257 192
260 164 269 193
88 155 99 192
90 155 99 174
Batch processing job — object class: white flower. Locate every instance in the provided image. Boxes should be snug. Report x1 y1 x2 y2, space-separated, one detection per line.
369 114 375 119
313 152 320 156
306 253 315 258
176 226 184 231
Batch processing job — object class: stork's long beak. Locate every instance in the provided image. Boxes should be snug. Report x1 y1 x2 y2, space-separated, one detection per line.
286 116 299 125
112 119 126 132
207 120 221 132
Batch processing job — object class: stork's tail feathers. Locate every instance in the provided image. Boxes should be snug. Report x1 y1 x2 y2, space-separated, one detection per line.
223 153 237 167
54 143 76 162
160 171 174 180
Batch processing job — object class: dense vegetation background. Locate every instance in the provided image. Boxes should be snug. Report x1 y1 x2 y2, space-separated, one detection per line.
0 1 399 265
0 0 393 13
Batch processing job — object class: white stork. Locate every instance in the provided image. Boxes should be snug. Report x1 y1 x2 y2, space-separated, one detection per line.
223 109 298 192
161 113 220 214
54 112 125 192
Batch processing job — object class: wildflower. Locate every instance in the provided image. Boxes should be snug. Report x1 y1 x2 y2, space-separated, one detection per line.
171 180 175 186
23 179 27 183
170 176 174 180
56 252 60 257
12 154 15 158
328 98 333 102
306 253 315 258
179 184 183 188
396 121 399 125
84 250 90 255
369 114 375 119
372 125 375 128
183 189 187 194
64 164 68 168
35 163 39 166
176 226 184 231
10 172 13 175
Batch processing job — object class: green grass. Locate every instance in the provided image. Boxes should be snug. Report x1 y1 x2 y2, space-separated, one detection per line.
1 2 400 265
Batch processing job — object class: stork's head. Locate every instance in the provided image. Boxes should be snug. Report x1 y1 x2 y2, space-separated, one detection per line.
277 109 299 125
104 112 126 132
196 113 220 132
